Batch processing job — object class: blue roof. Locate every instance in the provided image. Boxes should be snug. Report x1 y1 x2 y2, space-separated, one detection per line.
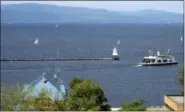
24 75 67 100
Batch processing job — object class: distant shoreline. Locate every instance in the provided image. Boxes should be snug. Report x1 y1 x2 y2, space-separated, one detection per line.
1 22 184 25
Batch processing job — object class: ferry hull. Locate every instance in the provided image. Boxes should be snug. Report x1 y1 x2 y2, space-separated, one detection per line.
139 62 178 66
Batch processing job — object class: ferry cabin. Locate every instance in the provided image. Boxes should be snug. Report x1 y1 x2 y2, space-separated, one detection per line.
142 55 174 64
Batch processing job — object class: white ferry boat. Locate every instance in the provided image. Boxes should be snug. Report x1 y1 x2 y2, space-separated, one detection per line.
139 49 178 66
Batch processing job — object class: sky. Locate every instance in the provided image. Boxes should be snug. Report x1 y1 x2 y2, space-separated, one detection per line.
1 1 184 13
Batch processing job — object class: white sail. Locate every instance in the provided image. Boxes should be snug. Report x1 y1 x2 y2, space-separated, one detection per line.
117 40 120 45
181 36 183 42
55 24 59 28
112 47 118 56
34 38 39 45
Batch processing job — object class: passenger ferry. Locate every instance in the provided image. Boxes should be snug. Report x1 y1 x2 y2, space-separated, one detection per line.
139 49 178 66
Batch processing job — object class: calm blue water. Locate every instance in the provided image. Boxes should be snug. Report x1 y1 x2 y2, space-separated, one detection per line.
1 23 184 107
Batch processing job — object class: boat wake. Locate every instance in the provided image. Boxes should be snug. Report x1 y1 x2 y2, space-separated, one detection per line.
134 64 142 67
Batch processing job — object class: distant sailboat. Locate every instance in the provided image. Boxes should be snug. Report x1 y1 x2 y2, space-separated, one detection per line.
34 38 39 45
55 24 59 28
117 40 120 45
180 36 183 42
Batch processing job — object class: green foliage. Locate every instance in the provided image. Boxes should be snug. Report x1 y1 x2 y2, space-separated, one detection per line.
1 82 34 111
57 78 111 111
54 99 67 111
69 77 84 89
33 89 56 111
0 83 56 111
119 99 146 111
178 66 184 95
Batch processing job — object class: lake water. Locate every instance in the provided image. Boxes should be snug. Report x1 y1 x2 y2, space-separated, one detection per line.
1 23 184 107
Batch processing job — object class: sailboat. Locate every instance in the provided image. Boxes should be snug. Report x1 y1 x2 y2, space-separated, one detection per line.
55 24 59 28
117 40 120 45
34 38 39 45
181 36 183 42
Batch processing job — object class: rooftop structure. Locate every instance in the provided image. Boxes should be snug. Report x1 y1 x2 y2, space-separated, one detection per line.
164 95 184 111
24 73 67 101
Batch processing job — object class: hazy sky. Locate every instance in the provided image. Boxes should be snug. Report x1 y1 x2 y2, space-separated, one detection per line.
1 1 184 13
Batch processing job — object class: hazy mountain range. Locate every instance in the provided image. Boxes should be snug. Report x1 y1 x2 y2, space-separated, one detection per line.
1 3 183 24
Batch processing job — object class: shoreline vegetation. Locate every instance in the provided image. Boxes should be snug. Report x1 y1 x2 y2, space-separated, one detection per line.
1 66 183 111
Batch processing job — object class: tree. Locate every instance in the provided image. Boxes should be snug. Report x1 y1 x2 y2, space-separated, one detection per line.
1 83 57 111
119 99 146 111
54 99 67 111
32 89 56 111
57 78 111 111
178 66 184 95
69 77 84 89
1 82 34 111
